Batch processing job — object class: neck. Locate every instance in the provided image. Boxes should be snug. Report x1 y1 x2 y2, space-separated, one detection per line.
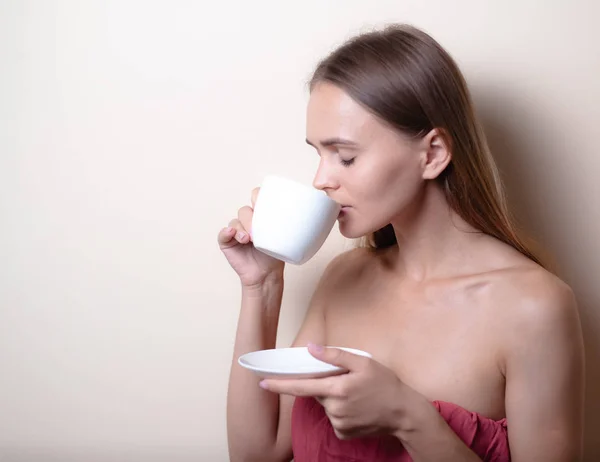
387 182 484 281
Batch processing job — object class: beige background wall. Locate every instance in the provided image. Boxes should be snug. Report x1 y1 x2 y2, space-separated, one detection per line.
1 0 599 460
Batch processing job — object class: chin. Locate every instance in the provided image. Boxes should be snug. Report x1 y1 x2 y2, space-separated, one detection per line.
337 221 370 240
338 212 394 241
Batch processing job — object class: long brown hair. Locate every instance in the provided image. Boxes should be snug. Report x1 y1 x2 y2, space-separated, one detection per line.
310 24 546 268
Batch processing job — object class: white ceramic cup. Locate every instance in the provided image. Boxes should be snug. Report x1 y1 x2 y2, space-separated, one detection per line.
251 175 341 265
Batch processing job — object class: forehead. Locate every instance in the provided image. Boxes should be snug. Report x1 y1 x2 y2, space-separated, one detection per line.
306 82 380 142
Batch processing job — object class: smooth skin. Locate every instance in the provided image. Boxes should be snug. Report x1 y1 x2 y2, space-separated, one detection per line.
220 82 585 462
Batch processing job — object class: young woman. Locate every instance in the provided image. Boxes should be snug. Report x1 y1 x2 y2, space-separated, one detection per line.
218 24 585 462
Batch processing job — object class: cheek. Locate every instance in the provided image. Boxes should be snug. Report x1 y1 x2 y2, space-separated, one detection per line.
386 166 424 210
359 159 422 209
338 152 423 238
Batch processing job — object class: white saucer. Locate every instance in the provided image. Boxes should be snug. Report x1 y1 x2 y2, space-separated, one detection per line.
238 346 372 379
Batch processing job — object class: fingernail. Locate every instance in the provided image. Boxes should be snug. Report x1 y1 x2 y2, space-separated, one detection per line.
226 227 234 233
259 380 268 390
237 232 247 240
309 343 323 353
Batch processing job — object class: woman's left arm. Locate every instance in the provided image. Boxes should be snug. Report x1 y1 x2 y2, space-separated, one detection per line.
501 283 585 460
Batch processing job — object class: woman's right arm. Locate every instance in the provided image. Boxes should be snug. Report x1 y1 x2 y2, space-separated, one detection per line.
219 188 326 462
227 278 326 462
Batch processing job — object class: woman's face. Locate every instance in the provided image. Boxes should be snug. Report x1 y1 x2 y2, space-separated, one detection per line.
306 82 429 239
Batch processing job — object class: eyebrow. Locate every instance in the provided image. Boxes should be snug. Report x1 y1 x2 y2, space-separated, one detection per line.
305 137 359 148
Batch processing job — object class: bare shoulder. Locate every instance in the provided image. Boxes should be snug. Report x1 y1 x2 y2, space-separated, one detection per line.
484 261 583 368
467 235 577 324
490 263 578 327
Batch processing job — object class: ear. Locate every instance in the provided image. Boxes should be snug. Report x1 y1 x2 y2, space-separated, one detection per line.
420 128 452 180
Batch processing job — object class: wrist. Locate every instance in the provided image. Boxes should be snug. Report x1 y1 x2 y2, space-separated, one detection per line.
241 273 284 297
392 391 444 442
396 414 478 462
391 392 481 461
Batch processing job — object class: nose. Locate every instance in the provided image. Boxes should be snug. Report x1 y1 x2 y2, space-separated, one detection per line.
312 157 339 192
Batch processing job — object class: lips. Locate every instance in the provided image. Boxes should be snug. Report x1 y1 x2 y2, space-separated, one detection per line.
338 206 351 217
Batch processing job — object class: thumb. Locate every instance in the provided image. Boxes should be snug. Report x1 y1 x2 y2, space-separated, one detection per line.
307 343 369 372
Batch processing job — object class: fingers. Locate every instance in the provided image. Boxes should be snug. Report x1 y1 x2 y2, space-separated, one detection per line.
218 218 250 249
217 226 238 249
237 206 253 236
260 376 337 398
251 187 260 208
307 344 370 372
218 188 258 248
229 218 251 244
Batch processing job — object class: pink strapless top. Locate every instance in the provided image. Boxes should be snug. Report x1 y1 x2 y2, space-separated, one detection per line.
291 397 510 461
